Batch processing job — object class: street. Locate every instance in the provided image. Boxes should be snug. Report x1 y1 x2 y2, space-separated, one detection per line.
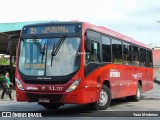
0 83 160 119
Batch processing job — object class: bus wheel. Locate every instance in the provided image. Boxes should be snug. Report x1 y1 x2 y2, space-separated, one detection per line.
90 85 111 110
133 83 141 101
40 103 62 110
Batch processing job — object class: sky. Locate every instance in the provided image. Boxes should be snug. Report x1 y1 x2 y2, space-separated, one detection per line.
0 0 160 47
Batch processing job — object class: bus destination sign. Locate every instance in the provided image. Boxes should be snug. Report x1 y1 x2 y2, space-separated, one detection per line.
24 25 81 34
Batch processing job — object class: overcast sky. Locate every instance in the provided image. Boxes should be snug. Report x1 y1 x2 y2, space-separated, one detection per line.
0 0 160 47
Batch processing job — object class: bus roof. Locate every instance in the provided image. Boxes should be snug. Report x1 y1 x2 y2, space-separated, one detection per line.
83 22 152 50
22 21 82 27
21 21 151 50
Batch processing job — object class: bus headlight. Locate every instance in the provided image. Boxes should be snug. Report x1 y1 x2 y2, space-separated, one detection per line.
66 78 81 92
15 78 24 90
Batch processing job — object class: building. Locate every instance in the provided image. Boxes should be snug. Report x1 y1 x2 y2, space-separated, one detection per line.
153 47 160 80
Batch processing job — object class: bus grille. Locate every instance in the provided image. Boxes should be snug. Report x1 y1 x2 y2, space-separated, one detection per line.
26 93 63 102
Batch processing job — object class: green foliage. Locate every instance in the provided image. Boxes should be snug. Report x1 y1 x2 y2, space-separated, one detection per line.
0 58 9 65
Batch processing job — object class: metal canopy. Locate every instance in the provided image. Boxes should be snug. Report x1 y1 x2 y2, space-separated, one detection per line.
0 31 20 54
0 20 56 55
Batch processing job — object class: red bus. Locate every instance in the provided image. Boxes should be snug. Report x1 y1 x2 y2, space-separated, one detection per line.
13 21 153 110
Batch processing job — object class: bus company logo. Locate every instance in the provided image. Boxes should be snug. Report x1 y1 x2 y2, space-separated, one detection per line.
110 69 120 78
110 71 120 77
27 86 38 90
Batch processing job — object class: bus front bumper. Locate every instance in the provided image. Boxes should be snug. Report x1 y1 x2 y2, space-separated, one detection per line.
16 87 98 104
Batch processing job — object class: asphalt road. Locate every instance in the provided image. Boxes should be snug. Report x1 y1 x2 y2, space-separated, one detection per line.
0 83 160 119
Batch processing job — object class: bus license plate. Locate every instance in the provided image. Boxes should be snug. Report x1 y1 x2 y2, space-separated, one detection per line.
38 98 50 103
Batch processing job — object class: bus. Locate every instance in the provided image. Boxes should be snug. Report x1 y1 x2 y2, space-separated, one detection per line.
12 21 153 110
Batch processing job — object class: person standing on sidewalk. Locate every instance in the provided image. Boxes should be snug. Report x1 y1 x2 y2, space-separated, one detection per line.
1 72 14 101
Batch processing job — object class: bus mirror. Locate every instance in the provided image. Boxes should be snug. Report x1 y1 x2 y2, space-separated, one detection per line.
7 34 19 54
86 39 91 52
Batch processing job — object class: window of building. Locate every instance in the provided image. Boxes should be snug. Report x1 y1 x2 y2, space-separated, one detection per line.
102 36 111 62
112 38 123 64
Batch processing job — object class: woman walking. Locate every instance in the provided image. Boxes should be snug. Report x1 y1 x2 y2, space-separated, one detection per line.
1 72 14 101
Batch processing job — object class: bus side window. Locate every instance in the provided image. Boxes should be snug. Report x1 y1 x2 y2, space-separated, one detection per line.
146 50 153 67
123 42 132 65
91 41 100 62
102 36 111 62
86 41 100 64
112 38 123 64
140 48 146 67
133 45 140 66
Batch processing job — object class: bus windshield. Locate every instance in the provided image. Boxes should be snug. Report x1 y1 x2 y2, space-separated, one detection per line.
18 37 81 76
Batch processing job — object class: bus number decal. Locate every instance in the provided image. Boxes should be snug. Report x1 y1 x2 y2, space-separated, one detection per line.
49 86 63 91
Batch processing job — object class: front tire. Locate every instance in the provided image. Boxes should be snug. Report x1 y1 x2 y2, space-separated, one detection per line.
90 85 111 110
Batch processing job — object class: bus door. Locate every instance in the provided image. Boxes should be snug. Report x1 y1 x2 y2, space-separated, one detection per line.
85 30 101 101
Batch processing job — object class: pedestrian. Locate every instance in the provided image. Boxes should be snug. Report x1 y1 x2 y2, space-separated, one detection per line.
1 72 14 101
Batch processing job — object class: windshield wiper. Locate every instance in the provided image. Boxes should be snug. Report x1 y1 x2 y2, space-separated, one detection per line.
51 43 56 67
33 36 45 64
41 45 45 64
50 35 66 67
